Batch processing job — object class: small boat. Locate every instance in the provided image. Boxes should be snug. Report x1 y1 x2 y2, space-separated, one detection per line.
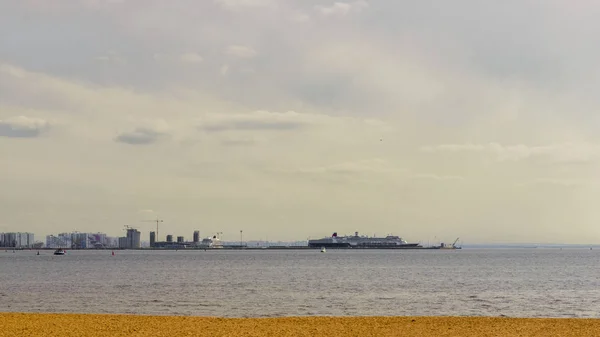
321 247 326 253
53 249 66 256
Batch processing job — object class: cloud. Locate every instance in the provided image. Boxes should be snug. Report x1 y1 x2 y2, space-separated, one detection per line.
115 128 166 145
115 120 171 145
291 12 310 23
198 110 316 132
220 64 230 76
516 179 582 188
94 51 125 64
138 209 155 214
0 116 49 138
420 142 600 163
411 174 465 181
289 158 403 175
315 1 369 16
214 0 275 10
180 53 204 64
225 45 258 58
220 137 259 146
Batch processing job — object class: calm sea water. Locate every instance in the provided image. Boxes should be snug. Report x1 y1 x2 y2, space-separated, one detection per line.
0 249 599 318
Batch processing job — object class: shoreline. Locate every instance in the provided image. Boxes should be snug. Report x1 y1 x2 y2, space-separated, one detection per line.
2 313 599 336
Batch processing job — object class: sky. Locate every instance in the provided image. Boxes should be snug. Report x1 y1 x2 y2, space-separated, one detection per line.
1 0 600 244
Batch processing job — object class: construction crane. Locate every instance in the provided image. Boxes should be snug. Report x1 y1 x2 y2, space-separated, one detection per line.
141 217 163 240
452 237 460 248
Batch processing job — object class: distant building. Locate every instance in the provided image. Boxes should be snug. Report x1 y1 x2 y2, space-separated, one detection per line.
89 233 108 248
45 232 112 249
0 232 35 248
166 235 173 243
105 237 119 248
118 237 128 249
118 229 141 249
127 229 141 249
177 236 184 243
150 231 156 247
193 231 200 243
46 234 71 249
71 233 90 249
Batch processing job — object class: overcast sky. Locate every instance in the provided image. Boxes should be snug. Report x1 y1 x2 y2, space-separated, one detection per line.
1 0 600 244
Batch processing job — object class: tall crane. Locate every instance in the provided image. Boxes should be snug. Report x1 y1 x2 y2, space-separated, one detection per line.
452 237 460 248
141 217 163 240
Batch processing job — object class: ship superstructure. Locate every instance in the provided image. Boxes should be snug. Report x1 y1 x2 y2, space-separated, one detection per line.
198 235 223 249
308 232 422 249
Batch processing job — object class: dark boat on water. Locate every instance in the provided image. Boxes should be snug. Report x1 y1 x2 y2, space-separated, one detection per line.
53 248 66 255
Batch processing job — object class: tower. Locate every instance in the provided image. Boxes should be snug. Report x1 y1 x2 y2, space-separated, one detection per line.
150 231 156 248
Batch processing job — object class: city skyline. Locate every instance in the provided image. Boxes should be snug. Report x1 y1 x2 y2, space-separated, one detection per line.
2 2 600 244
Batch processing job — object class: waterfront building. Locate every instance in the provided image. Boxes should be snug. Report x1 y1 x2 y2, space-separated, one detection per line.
193 230 200 243
104 237 119 248
150 231 156 247
177 236 184 243
122 228 141 249
0 232 35 248
118 237 128 249
45 232 113 249
89 233 108 248
166 235 173 243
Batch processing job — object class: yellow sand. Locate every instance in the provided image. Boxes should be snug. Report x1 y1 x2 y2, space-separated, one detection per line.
1 313 599 337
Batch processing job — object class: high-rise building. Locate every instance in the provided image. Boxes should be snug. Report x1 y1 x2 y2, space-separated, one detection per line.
89 233 107 248
166 235 173 243
71 233 90 249
177 236 184 243
118 237 128 249
105 237 119 248
118 229 140 249
193 231 200 243
150 231 156 247
0 233 35 248
126 229 141 249
45 232 111 249
46 233 72 248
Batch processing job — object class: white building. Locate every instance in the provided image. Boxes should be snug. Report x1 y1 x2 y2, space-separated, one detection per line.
1 232 35 248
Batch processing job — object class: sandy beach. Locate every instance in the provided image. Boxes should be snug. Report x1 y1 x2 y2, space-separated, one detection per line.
1 313 599 337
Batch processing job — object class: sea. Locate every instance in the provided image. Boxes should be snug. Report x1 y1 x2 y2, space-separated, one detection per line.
1 249 598 318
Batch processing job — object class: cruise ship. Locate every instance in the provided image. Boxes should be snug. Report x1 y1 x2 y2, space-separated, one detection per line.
308 232 422 249
198 235 223 249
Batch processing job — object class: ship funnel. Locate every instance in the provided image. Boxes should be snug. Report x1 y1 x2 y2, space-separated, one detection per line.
332 232 337 237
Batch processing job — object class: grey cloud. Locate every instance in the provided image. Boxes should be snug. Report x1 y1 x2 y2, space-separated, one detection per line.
225 45 258 58
0 116 49 138
115 128 167 145
198 111 313 132
220 138 258 146
421 142 600 163
411 174 464 181
202 120 304 132
180 53 203 64
315 1 369 16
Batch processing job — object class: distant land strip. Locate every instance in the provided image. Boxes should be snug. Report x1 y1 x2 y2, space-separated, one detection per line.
1 313 600 337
